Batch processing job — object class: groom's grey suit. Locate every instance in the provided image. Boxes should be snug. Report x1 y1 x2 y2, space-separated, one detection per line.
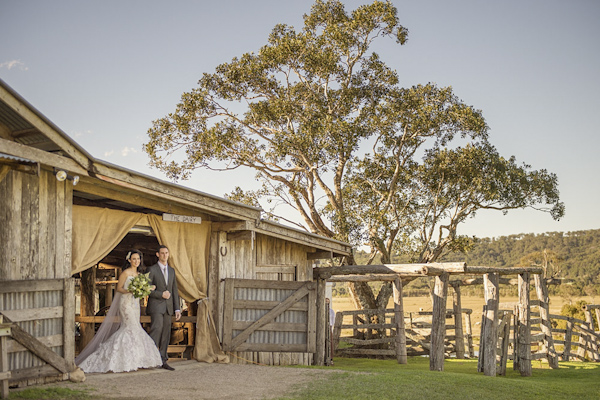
147 262 180 364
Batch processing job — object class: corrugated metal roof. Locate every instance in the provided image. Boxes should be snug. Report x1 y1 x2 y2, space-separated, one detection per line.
0 152 36 164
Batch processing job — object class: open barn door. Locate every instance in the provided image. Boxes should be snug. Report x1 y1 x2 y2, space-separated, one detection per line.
222 279 316 353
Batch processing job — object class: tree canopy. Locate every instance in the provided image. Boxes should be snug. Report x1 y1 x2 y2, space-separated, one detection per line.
145 0 564 310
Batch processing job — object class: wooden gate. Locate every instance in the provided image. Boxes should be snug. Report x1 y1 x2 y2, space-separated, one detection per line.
222 279 316 353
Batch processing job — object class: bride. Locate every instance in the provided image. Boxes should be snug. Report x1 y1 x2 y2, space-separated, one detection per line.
76 250 163 373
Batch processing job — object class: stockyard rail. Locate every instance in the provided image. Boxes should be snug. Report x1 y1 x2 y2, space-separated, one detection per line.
313 262 600 377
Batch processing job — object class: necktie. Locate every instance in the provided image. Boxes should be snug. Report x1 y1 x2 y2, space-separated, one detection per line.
162 266 168 283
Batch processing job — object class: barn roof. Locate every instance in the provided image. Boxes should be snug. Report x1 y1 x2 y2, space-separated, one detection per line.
0 79 352 257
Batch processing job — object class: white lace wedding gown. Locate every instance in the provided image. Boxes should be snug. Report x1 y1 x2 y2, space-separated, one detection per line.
77 276 163 373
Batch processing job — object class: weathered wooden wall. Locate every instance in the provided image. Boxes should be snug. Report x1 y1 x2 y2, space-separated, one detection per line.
210 232 316 365
0 168 75 383
0 168 72 280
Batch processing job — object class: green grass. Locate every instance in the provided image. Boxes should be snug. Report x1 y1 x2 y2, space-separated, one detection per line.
7 387 93 399
281 357 600 400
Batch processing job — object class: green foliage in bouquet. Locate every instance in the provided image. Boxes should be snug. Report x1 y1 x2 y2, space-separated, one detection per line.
128 273 152 299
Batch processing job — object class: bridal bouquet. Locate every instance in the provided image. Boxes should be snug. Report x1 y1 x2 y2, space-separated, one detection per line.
128 273 152 299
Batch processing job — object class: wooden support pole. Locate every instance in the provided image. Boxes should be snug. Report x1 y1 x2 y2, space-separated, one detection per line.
482 273 499 377
452 284 465 359
430 273 448 371
62 278 75 368
0 325 10 400
498 312 511 376
582 308 599 361
465 311 474 358
393 277 407 364
79 266 96 351
518 273 532 377
563 318 573 361
315 278 326 366
533 274 559 368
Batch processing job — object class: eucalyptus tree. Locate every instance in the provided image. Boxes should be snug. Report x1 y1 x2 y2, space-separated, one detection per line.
145 0 564 311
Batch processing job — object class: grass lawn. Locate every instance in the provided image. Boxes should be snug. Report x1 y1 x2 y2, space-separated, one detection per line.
281 357 600 400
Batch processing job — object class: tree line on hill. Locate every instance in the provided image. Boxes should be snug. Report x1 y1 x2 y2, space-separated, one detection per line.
353 229 600 299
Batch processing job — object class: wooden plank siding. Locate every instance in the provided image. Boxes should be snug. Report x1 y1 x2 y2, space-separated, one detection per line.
0 169 72 281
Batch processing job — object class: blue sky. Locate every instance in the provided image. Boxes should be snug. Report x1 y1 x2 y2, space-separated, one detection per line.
1 0 599 239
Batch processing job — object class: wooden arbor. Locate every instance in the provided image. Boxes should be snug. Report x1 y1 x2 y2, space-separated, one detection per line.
313 263 553 376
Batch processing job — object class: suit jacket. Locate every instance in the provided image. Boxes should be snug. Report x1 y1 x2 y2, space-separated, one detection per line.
146 263 180 315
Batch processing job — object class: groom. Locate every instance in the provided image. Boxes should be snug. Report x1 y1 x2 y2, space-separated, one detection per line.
147 245 181 371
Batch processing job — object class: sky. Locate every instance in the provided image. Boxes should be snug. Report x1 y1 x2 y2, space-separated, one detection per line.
1 0 599 240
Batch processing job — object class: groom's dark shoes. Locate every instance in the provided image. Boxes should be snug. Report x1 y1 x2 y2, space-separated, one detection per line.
162 363 175 371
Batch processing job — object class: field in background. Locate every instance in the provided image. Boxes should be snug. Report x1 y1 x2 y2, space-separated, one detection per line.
331 295 596 340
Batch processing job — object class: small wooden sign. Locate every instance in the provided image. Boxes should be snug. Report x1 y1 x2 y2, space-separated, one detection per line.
162 213 202 224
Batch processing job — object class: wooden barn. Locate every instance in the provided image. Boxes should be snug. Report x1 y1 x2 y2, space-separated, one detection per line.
0 79 352 391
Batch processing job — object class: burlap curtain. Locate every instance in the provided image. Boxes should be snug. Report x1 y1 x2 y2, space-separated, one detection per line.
147 215 228 363
71 205 144 274
72 205 228 363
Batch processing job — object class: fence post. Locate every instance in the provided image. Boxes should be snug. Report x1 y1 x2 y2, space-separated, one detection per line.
452 282 465 359
430 272 449 371
518 273 532 377
1 322 11 400
393 277 407 364
482 273 499 376
465 310 474 358
533 275 559 368
582 307 600 361
315 278 326 366
563 318 573 361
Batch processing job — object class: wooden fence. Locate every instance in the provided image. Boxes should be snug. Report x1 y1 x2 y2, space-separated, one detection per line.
332 308 474 359
331 302 600 374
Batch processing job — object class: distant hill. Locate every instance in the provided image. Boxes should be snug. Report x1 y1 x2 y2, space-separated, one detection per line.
354 229 600 297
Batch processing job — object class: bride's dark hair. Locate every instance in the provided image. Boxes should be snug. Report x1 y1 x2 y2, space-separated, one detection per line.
123 249 143 270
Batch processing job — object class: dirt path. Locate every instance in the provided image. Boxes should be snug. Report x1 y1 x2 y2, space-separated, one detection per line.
33 360 329 400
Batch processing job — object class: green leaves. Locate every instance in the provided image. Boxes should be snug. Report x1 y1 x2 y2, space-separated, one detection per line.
144 0 563 270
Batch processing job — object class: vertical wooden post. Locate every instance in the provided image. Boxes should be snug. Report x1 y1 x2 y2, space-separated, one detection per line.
430 273 448 371
0 325 10 400
563 318 573 361
452 282 465 359
533 274 559 368
393 277 407 364
332 312 343 353
518 273 532 377
477 305 487 372
315 278 326 366
104 283 113 307
465 310 474 358
483 273 499 377
498 312 511 376
62 278 75 368
80 266 96 350
582 307 599 361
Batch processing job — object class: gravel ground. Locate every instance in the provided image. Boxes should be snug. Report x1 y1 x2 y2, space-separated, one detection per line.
29 360 330 400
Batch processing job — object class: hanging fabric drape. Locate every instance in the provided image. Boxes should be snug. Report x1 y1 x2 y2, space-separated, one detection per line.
147 215 229 363
71 205 144 274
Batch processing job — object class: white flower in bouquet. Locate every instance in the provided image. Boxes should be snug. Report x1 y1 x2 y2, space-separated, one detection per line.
128 273 152 299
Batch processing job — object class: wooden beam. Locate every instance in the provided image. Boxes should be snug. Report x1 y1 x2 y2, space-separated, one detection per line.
306 251 332 260
8 323 71 374
0 137 88 175
227 230 253 241
465 266 543 275
212 221 252 232
0 279 63 293
0 307 62 323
